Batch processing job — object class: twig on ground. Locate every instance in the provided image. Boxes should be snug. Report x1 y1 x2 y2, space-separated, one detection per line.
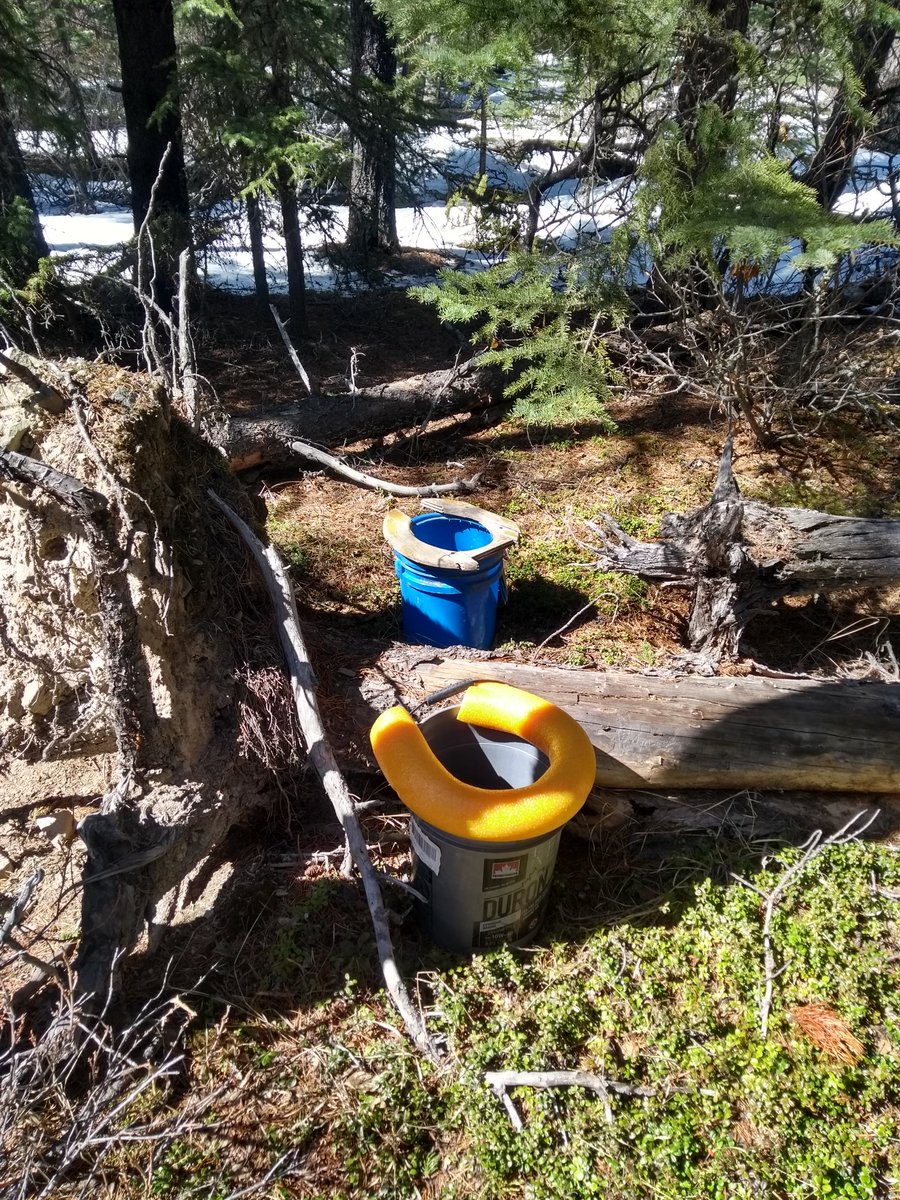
485 1068 718 1131
348 346 363 394
288 438 481 496
375 872 427 903
530 592 619 659
0 870 63 985
484 1069 681 1131
485 1068 659 1100
731 808 880 1039
270 303 313 395
1 981 217 1200
208 490 441 1061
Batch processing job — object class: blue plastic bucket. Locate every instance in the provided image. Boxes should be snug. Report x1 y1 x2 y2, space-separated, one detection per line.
392 513 505 648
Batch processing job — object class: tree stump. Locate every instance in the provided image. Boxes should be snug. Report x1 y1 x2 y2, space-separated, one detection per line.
589 437 900 661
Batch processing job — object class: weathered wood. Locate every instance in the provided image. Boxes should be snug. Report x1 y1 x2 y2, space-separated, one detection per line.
209 491 439 1060
591 437 900 659
290 439 482 497
222 357 509 470
415 659 900 792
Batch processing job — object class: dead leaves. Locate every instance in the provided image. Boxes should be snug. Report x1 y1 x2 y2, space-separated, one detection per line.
789 1003 865 1066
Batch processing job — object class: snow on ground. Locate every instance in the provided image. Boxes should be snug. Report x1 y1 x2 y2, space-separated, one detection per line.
40 207 134 252
33 112 900 298
201 204 495 293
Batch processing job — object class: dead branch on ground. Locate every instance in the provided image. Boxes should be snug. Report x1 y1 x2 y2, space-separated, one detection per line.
207 491 441 1061
730 808 880 1039
223 355 510 471
270 302 313 395
289 438 482 496
0 870 63 986
483 1069 708 1131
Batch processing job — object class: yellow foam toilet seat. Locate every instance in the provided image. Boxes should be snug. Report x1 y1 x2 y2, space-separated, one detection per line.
383 499 519 573
369 681 596 841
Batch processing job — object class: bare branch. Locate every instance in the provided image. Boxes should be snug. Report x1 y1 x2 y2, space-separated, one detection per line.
289 439 482 496
731 808 880 1039
270 302 313 395
207 490 441 1061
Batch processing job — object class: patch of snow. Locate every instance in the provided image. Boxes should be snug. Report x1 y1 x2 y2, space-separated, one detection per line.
832 150 900 220
418 145 533 200
40 208 134 252
546 179 635 249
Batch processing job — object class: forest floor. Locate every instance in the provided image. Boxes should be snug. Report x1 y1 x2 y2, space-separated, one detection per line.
4 289 900 1199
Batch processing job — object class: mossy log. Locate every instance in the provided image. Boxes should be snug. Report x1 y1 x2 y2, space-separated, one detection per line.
589 437 900 661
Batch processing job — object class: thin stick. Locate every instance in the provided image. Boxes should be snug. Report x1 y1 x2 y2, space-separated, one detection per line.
731 808 880 1039
0 870 63 987
530 592 618 659
484 1069 658 1100
177 249 199 430
289 439 481 496
270 303 313 395
135 142 175 386
208 491 440 1061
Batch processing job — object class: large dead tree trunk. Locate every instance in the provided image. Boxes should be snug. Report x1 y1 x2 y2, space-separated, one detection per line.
222 357 510 469
589 437 900 662
406 658 900 793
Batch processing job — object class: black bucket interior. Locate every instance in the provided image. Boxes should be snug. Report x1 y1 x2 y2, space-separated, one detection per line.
419 706 549 791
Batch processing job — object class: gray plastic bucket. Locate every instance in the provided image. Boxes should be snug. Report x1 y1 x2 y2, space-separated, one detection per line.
410 706 562 953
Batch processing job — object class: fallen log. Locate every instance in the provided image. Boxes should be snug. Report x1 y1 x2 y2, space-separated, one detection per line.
288 439 482 496
223 356 509 470
412 658 900 792
587 437 900 661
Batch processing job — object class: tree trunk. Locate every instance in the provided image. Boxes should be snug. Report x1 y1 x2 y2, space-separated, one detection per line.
221 356 511 469
0 82 49 275
805 4 900 210
675 0 751 172
110 0 191 297
276 166 306 335
246 189 270 316
346 0 400 259
402 658 900 794
588 437 900 661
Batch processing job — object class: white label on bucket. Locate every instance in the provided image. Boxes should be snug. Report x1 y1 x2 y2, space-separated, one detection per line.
411 823 441 876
